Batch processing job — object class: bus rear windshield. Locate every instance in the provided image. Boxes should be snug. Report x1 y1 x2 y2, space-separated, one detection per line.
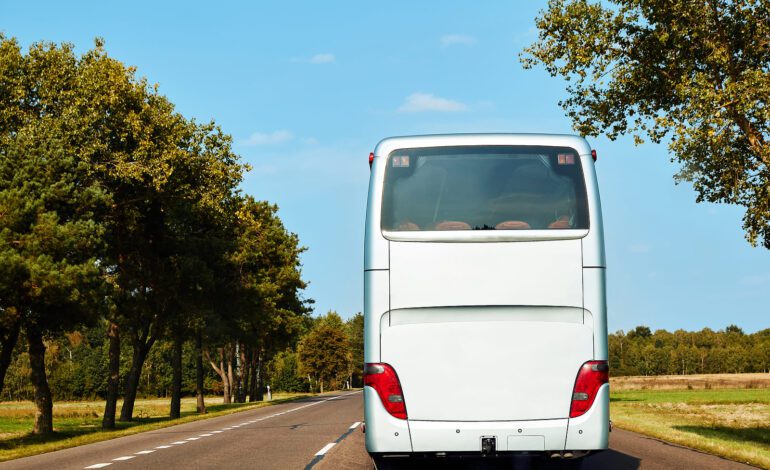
381 146 589 232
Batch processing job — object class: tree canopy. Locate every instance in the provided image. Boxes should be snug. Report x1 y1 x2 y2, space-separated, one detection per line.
522 0 770 247
0 35 314 435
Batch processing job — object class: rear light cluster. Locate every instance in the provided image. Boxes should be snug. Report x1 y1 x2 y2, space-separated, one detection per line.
569 360 609 418
364 363 407 419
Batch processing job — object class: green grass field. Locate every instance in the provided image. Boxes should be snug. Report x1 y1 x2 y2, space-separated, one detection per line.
611 387 770 469
0 393 308 462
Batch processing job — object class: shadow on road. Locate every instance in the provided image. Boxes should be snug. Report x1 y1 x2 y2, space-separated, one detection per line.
673 425 770 446
583 449 641 469
366 450 641 470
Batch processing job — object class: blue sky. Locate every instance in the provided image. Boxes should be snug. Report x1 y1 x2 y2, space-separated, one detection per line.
3 1 769 333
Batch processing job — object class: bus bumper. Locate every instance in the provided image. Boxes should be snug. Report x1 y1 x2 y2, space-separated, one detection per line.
365 384 610 454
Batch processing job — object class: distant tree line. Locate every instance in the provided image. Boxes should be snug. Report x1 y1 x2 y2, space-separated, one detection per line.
0 36 364 436
609 325 770 376
0 311 364 401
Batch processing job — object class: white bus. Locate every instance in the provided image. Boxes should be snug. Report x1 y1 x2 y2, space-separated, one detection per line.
363 134 609 469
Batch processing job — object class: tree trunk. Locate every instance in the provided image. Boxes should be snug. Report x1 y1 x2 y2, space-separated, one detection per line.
242 347 252 403
320 379 324 394
170 331 182 419
207 347 230 404
195 330 206 414
120 332 156 421
253 349 264 401
0 317 21 397
102 322 120 429
226 345 235 404
27 326 53 435
248 352 258 402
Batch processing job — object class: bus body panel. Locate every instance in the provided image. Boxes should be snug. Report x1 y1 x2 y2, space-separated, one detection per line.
365 140 389 271
364 270 389 363
565 383 610 449
364 386 413 453
381 314 593 421
389 240 583 310
580 151 606 268
364 134 608 457
584 268 608 360
409 418 568 452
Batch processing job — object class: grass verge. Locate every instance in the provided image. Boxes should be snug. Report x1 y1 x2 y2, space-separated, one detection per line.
611 387 770 469
0 393 310 462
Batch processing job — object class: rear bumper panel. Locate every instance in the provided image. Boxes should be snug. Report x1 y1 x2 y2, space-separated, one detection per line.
409 418 568 452
565 383 610 450
365 385 610 454
364 386 413 453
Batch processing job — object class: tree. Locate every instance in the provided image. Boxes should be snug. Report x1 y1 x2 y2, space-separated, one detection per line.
522 0 770 247
346 313 364 387
0 38 111 434
297 312 351 393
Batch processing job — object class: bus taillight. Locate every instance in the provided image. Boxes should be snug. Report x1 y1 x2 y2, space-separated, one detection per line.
364 363 407 419
569 360 608 418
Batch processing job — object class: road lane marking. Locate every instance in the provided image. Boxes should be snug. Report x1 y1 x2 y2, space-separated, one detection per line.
89 391 362 470
315 443 336 456
349 421 361 429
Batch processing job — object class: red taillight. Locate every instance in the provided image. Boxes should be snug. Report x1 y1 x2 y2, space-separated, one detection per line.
364 363 407 419
369 152 374 168
569 360 608 418
591 149 597 161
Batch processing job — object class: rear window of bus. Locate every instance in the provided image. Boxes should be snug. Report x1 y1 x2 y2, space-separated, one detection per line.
381 146 589 232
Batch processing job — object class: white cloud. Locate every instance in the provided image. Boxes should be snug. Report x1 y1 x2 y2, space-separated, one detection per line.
441 34 478 47
240 130 293 146
397 93 467 113
309 53 335 64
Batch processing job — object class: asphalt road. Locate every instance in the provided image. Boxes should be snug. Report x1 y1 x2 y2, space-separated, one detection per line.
1 391 759 470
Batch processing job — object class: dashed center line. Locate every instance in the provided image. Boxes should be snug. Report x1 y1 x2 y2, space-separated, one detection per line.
315 443 336 456
81 391 361 470
349 421 361 429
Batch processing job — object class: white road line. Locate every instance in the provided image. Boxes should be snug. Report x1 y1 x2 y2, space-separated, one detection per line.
87 391 361 469
349 421 361 429
315 443 336 456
